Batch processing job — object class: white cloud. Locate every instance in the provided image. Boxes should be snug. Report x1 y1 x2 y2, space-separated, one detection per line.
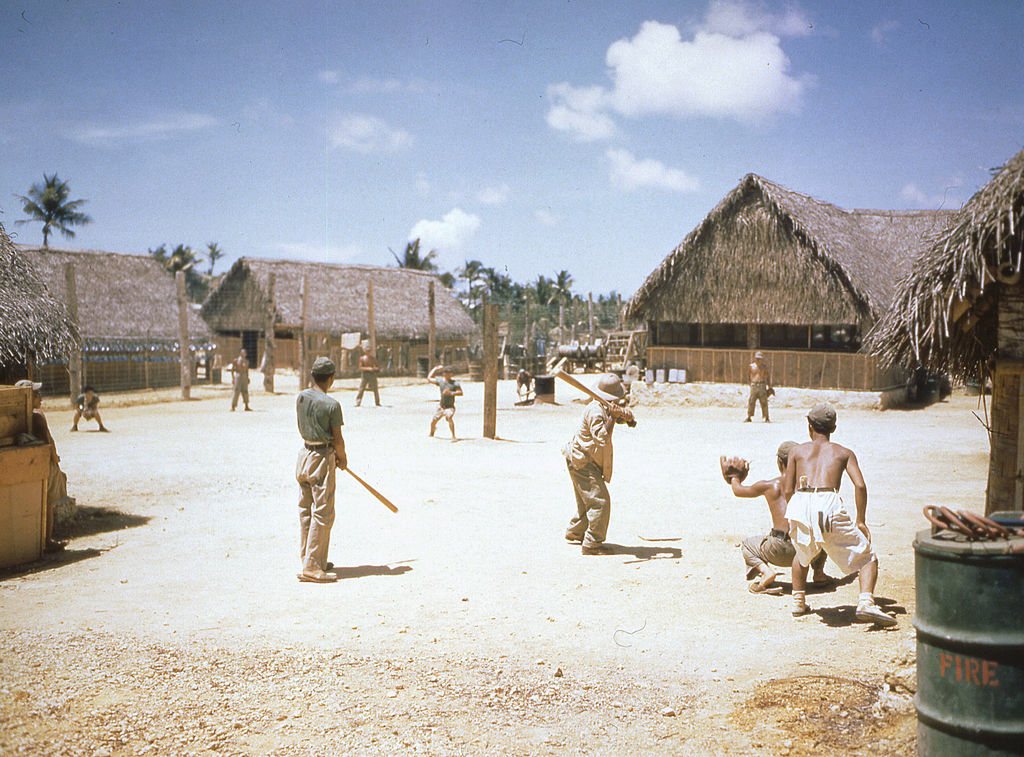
348 75 430 94
477 183 511 205
534 209 560 227
328 113 413 153
546 4 811 139
319 70 340 84
68 112 219 143
606 149 700 192
274 242 363 263
899 180 962 209
409 208 481 256
871 20 899 45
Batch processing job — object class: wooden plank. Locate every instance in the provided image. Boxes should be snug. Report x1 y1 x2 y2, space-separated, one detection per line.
0 445 48 486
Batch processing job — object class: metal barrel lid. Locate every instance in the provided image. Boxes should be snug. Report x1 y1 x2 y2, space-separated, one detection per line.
914 528 1024 557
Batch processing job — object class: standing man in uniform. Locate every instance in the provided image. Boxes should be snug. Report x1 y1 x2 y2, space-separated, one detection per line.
721 442 829 594
354 343 381 407
783 403 897 626
229 348 252 411
295 356 346 583
564 373 632 555
71 385 109 432
744 351 773 423
427 364 462 439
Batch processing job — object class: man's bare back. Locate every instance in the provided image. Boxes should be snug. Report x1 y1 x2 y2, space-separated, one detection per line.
748 360 768 384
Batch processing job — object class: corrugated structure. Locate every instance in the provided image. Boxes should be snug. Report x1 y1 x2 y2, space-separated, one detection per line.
0 222 77 383
872 147 1024 512
16 245 214 394
625 173 954 391
201 258 478 375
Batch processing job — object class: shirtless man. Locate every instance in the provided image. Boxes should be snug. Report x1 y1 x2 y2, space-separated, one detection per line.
744 351 773 423
229 349 251 411
722 442 828 594
427 365 462 439
516 368 533 401
355 345 381 407
782 403 896 627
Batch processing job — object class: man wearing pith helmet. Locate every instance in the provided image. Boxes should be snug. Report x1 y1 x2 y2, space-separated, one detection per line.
563 373 631 555
294 356 346 583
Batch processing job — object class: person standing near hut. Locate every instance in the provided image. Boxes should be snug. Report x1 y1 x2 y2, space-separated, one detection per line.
744 351 773 423
564 374 632 554
229 348 251 411
721 442 829 594
783 403 897 627
354 343 381 407
295 356 346 583
71 385 109 432
427 364 462 439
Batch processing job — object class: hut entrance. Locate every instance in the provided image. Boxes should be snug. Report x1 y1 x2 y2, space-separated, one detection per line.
241 331 259 361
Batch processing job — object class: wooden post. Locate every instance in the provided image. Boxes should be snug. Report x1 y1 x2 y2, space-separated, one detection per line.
367 277 377 353
588 293 595 343
524 294 532 358
558 303 565 346
428 281 436 369
63 262 82 402
175 271 191 400
299 275 309 390
483 303 498 439
571 300 578 343
988 286 1024 513
263 272 275 393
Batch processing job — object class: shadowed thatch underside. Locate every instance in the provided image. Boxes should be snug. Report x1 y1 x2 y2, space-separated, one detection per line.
871 148 1024 380
0 222 77 365
625 174 952 327
16 245 212 344
201 258 478 341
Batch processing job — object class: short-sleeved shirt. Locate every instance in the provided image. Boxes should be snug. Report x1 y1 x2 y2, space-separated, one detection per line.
296 388 343 444
431 377 460 409
76 393 99 410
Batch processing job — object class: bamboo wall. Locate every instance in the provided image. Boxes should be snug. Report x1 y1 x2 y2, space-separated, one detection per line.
647 346 901 391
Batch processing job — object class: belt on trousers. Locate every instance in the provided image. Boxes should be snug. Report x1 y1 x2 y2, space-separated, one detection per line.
304 442 330 452
769 529 790 540
797 487 837 493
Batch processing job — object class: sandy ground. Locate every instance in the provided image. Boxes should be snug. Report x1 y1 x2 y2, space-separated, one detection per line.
0 374 990 755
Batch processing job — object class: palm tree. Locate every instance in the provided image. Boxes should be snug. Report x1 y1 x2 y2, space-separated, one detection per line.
150 243 206 302
390 238 438 271
206 242 225 276
551 270 574 309
458 259 487 315
15 173 92 247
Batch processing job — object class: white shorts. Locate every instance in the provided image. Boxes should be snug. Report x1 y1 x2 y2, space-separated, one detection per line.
787 491 875 575
432 406 455 422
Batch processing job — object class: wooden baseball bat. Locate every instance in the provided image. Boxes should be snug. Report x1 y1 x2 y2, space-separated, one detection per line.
346 468 399 513
555 370 636 426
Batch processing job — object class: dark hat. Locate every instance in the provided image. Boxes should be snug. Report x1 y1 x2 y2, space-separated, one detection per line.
594 373 625 402
442 365 454 374
15 379 42 391
310 356 336 376
807 403 837 429
776 440 798 463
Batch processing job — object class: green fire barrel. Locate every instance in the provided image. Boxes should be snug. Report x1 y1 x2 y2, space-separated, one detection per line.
914 528 1024 755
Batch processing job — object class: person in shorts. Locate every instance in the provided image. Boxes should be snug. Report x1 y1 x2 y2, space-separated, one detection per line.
71 385 108 431
782 403 897 627
355 343 381 407
427 364 462 439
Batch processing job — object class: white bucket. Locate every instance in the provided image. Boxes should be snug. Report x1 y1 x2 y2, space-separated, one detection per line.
655 369 665 383
645 369 655 384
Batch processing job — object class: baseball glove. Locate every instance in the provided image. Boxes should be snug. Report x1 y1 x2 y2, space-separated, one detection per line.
720 455 750 483
767 386 776 397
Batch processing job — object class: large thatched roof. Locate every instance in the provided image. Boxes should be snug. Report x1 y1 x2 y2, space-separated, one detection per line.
201 258 478 341
0 222 78 364
871 148 1024 380
625 174 953 327
16 245 212 343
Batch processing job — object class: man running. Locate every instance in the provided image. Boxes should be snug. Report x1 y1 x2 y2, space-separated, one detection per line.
783 403 896 627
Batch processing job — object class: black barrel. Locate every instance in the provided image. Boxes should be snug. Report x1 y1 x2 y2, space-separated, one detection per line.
533 374 555 403
913 527 1024 755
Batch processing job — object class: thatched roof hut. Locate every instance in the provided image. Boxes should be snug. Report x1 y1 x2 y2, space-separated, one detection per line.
0 222 77 368
871 147 1024 513
871 148 1024 381
626 173 953 328
202 258 477 341
16 245 212 344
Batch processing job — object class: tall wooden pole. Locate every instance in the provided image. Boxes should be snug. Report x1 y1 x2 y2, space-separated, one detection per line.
524 294 532 358
63 262 82 402
483 303 498 439
367 277 377 353
588 292 595 343
299 275 309 390
263 272 276 393
559 303 565 346
175 271 191 400
428 281 436 369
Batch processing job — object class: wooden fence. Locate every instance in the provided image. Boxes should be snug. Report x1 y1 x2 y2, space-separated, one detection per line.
647 347 903 391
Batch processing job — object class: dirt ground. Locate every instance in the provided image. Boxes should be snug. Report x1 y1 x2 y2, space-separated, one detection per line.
0 374 990 755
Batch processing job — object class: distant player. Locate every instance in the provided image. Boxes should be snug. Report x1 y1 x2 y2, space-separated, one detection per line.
229 348 252 411
744 351 773 423
355 343 381 407
427 365 462 439
516 368 533 400
71 385 108 432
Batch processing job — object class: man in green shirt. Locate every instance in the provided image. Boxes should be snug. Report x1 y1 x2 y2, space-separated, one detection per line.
295 356 347 583
71 386 109 432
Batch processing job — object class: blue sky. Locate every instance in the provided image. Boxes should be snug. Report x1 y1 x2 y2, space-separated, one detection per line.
2 1 1022 296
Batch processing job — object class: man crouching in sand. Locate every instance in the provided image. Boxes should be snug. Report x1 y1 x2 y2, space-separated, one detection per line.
722 441 829 594
783 403 896 627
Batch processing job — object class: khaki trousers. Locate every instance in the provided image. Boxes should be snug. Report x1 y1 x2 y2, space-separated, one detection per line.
231 374 249 409
747 382 769 420
355 373 379 405
565 460 611 548
296 447 336 572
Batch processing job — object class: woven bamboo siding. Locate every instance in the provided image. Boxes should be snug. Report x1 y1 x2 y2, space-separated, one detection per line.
647 347 895 391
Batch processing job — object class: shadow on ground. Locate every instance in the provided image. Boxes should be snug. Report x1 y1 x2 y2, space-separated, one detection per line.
55 505 150 540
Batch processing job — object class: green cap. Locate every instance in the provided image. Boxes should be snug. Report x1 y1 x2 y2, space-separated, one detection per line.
310 356 336 376
807 403 836 429
776 440 798 463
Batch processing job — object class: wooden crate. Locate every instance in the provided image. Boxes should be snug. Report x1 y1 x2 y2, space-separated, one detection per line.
0 444 48 568
0 385 33 448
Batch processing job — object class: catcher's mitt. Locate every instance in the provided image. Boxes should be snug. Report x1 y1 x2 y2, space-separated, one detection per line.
767 386 776 397
720 455 750 483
